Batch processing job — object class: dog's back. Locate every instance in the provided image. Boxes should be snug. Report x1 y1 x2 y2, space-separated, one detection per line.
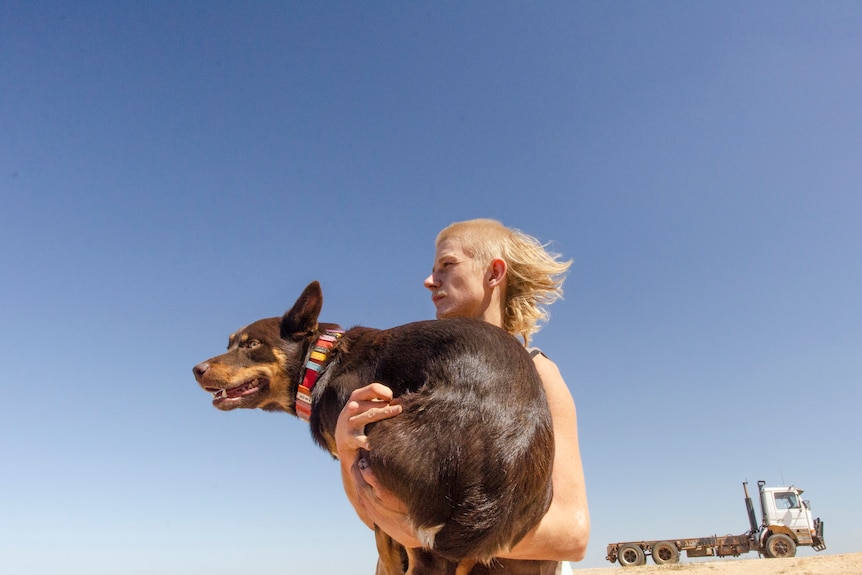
324 317 554 562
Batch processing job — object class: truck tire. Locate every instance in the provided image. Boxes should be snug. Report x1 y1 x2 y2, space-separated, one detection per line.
765 533 796 558
652 541 680 564
618 543 646 567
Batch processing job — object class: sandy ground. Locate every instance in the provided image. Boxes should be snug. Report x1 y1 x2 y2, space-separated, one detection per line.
574 553 862 575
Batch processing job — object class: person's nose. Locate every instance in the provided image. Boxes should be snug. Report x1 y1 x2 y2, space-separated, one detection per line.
423 273 438 291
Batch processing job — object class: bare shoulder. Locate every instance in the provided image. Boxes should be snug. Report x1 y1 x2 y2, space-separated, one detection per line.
531 353 574 406
531 352 560 377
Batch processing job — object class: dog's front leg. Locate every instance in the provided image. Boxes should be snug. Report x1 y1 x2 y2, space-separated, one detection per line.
454 559 478 575
404 548 465 575
374 526 409 575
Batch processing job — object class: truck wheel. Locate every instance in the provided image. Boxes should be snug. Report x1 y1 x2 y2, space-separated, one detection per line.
652 541 680 564
618 543 646 567
765 534 796 558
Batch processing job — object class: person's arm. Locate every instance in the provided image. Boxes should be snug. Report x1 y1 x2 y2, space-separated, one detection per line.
335 384 387 529
497 354 590 561
334 384 423 548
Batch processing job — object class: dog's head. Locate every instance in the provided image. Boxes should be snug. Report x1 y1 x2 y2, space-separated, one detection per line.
193 281 324 414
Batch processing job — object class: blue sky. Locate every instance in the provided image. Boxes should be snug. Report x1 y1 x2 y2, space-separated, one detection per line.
1 2 860 573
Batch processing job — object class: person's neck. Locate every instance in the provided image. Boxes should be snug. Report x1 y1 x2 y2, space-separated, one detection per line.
477 290 506 330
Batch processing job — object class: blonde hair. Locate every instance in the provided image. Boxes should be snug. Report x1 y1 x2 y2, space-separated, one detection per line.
436 218 571 345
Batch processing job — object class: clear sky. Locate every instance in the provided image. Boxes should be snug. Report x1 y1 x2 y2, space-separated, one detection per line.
1 2 860 573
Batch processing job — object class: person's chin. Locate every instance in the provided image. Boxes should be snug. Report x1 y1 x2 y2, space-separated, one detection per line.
433 305 449 319
436 308 459 319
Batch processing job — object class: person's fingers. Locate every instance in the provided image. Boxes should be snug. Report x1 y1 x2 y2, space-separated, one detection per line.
348 382 395 403
351 400 402 424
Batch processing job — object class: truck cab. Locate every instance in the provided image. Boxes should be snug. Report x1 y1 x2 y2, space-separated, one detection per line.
758 482 826 553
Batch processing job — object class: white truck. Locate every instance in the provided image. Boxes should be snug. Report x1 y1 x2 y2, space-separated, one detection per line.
606 480 826 567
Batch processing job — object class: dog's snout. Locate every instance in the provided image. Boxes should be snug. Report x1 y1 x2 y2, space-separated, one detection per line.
193 362 209 382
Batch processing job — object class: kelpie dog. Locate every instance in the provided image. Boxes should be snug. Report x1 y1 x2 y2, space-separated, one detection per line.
193 282 556 575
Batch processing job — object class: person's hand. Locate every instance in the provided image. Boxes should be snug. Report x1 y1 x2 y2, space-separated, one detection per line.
335 383 402 455
335 384 422 548
350 455 423 548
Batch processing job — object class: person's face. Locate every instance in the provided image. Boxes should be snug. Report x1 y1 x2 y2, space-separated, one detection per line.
423 238 489 319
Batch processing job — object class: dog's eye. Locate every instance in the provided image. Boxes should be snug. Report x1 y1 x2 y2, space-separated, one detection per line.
246 339 261 349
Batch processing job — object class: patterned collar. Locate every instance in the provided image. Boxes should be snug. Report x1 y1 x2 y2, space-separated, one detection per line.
295 329 344 421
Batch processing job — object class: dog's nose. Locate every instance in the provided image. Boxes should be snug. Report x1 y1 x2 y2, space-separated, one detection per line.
193 362 209 382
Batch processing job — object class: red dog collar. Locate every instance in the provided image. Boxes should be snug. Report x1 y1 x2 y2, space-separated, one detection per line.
295 329 344 421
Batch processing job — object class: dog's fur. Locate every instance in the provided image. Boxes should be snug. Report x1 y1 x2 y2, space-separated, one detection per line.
193 282 556 574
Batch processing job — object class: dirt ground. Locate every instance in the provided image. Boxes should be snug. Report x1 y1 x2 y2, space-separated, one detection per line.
575 553 861 575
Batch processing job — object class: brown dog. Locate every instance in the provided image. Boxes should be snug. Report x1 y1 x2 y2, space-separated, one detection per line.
193 281 556 575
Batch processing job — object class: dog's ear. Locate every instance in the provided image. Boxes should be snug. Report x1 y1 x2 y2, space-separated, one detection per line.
281 281 323 340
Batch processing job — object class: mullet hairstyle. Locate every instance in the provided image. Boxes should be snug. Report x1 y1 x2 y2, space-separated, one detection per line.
436 219 572 345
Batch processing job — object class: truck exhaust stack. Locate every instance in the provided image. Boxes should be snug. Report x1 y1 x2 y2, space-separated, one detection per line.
743 482 759 533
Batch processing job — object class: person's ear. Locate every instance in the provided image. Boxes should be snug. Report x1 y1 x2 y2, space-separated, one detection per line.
488 258 507 287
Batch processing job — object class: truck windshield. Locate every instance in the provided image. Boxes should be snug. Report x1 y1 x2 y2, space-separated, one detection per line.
774 492 800 509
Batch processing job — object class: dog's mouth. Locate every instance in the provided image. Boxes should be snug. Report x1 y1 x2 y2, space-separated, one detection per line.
206 377 270 408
